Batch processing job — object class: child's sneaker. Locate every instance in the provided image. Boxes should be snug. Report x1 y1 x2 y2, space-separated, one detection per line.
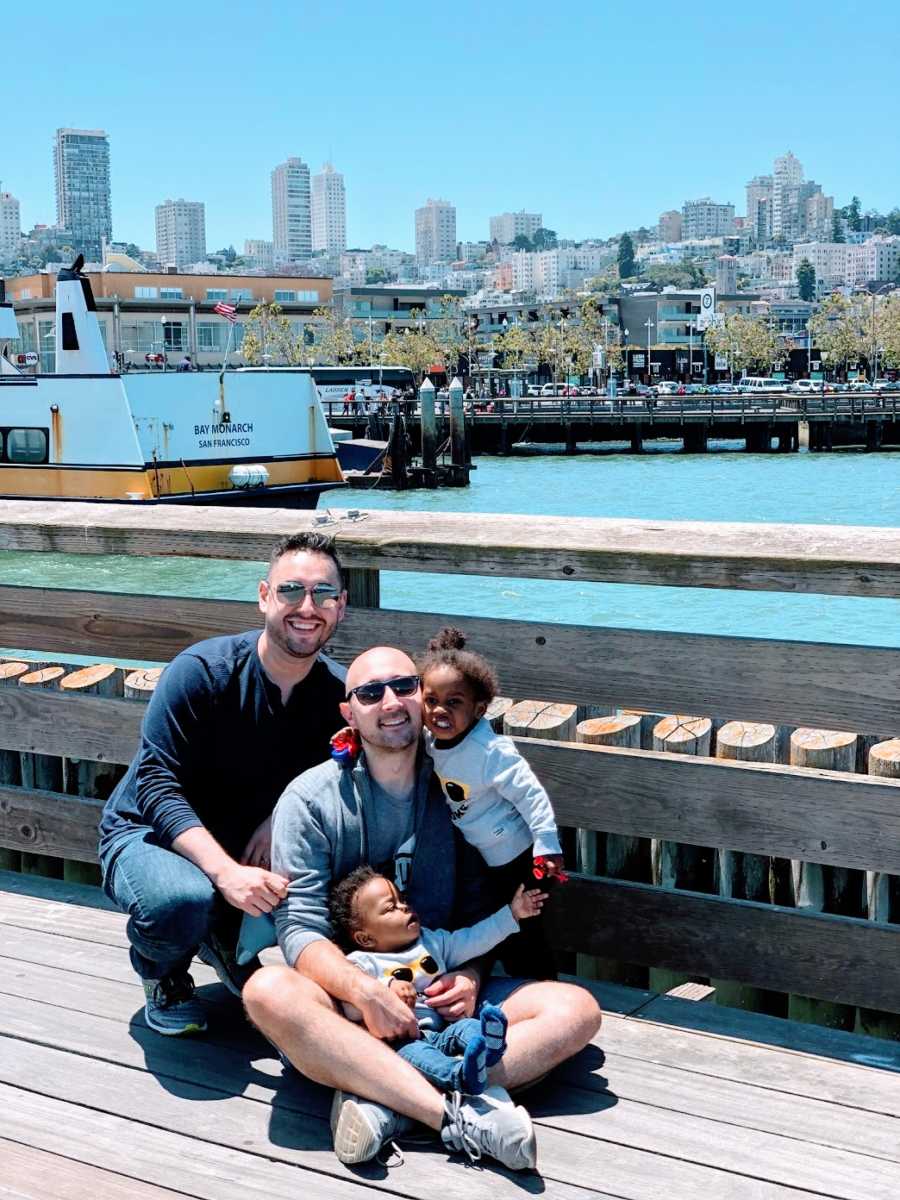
479 1003 508 1067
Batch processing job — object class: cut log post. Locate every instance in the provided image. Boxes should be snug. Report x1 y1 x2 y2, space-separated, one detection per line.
857 739 900 1039
650 714 714 993
59 665 126 886
788 727 859 1029
124 667 163 701
0 662 28 871
621 707 671 750
575 713 648 986
17 666 68 878
712 721 777 1012
485 696 514 734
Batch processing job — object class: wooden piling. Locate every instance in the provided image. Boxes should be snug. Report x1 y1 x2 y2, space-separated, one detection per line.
712 721 777 1012
124 667 164 701
59 665 126 886
857 739 900 1039
485 695 514 733
17 666 67 878
650 714 715 992
788 728 859 1028
0 661 29 871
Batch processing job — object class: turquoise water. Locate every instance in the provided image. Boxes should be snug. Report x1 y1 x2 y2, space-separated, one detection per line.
2 448 899 655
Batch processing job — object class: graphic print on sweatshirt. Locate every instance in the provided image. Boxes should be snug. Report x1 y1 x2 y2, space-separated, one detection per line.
435 774 471 821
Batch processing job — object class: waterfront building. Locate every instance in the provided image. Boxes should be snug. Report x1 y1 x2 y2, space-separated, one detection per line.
682 198 735 240
415 198 456 266
271 157 312 263
489 211 542 245
311 163 346 255
54 128 112 261
332 283 466 342
6 268 331 372
155 199 206 269
0 185 21 260
658 210 682 243
243 239 274 271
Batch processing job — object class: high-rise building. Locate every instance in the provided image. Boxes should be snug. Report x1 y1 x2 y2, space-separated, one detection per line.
415 198 456 265
271 157 312 263
681 198 735 240
745 175 773 240
772 151 804 239
155 199 206 268
54 128 112 261
489 211 542 244
658 210 682 242
0 185 21 260
311 163 346 255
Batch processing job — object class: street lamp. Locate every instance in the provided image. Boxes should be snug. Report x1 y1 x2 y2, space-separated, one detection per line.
623 327 630 387
160 315 169 372
644 317 654 384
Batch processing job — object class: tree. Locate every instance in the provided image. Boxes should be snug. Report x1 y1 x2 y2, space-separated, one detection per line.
796 259 816 302
880 294 900 369
310 305 359 364
847 196 862 232
531 228 558 251
379 327 441 384
365 267 389 284
831 213 845 243
511 234 533 251
702 314 780 377
240 302 306 365
617 232 635 279
429 295 467 380
887 209 900 236
808 293 869 375
493 323 534 380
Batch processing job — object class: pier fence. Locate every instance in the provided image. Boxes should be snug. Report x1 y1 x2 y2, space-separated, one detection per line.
0 501 899 1026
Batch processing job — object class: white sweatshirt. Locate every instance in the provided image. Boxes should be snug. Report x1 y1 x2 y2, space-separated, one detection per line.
425 717 562 867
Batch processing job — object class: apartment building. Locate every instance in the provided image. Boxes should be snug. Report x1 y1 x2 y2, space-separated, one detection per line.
489 211 542 244
272 157 312 262
54 128 112 260
155 199 206 268
311 163 346 255
415 198 456 265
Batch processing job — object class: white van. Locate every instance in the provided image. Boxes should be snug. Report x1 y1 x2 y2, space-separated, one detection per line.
741 377 785 393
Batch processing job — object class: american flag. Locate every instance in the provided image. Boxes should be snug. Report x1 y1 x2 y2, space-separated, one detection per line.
214 301 237 323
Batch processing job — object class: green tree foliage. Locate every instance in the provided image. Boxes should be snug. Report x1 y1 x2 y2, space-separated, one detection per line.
511 234 533 251
702 314 780 377
831 213 845 243
531 228 558 250
365 267 389 284
887 209 900 235
310 305 359 364
240 302 306 366
617 232 636 279
796 258 816 302
846 196 862 232
808 293 869 372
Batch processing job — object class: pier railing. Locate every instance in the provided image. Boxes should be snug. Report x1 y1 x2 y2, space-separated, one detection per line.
0 501 899 1022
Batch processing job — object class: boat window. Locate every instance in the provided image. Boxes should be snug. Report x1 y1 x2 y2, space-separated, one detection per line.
6 428 48 464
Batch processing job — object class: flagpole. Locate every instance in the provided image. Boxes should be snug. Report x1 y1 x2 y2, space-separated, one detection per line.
217 313 236 422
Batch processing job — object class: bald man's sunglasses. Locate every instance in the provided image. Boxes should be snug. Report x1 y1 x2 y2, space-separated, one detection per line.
347 675 421 706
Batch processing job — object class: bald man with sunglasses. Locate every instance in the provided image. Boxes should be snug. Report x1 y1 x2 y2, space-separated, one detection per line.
243 646 602 1171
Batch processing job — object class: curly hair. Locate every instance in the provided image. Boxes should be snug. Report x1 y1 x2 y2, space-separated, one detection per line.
329 864 380 952
416 626 499 706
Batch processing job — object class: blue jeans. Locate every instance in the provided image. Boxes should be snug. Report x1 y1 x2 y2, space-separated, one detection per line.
100 827 223 982
396 1018 482 1092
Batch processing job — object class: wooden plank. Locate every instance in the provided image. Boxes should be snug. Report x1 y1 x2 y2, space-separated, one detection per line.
545 875 900 1013
8 725 900 878
3 589 900 733
0 686 142 762
0 867 116 910
633 993 900 1071
0 1138 192 1200
0 784 102 862
0 1035 662 1200
586 1008 900 1114
3 499 900 597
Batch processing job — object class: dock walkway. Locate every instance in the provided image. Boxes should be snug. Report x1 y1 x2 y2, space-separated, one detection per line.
3 870 899 1200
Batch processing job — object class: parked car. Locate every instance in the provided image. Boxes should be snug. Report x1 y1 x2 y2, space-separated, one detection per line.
740 377 785 393
848 381 871 392
713 383 739 394
633 383 654 398
655 381 679 397
789 379 817 393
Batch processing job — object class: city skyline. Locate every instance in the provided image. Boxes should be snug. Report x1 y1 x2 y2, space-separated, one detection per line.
6 2 900 254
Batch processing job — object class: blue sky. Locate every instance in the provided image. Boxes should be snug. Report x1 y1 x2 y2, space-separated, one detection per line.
9 1 900 254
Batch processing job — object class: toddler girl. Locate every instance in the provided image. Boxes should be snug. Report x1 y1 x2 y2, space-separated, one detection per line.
419 627 565 979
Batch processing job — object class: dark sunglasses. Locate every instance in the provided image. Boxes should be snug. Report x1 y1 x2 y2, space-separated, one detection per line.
274 581 342 609
347 674 421 706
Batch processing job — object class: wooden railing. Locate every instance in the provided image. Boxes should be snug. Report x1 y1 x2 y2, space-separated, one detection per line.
1 500 899 1020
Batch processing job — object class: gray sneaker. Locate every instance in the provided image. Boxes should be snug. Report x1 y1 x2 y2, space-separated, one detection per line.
197 933 259 998
441 1086 537 1171
143 973 208 1036
330 1089 413 1165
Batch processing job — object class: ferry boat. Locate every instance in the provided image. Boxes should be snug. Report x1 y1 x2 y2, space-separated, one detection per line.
0 258 345 507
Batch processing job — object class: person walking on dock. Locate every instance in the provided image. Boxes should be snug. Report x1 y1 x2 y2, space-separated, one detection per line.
242 645 602 1171
98 532 348 1036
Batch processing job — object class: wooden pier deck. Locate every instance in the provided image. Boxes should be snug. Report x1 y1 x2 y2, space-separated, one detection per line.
4 870 900 1200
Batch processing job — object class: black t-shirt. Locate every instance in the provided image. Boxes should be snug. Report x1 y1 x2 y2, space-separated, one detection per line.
99 631 346 861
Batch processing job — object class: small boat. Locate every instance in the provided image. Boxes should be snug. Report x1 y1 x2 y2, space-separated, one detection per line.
0 258 345 508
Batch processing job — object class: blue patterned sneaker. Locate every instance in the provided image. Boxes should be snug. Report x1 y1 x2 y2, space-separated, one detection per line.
143 972 208 1036
479 1003 508 1067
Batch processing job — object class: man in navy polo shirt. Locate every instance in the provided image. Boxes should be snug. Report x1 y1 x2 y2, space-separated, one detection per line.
98 531 348 1035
